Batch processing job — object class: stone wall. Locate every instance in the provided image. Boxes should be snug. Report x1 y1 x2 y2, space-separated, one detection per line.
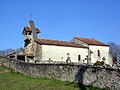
33 42 42 61
0 56 120 90
25 41 42 62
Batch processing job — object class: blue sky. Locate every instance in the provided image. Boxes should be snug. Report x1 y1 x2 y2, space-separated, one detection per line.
0 0 120 50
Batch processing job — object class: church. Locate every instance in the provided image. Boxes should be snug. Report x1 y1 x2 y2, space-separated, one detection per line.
21 20 113 65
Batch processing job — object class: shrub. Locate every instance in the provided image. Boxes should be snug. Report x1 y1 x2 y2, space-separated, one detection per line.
94 61 104 66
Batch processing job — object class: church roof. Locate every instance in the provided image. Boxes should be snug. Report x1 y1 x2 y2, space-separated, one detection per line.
74 37 109 46
6 51 34 57
22 27 40 34
35 39 88 48
6 52 16 57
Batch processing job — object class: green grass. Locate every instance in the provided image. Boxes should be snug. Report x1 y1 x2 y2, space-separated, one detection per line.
0 66 106 90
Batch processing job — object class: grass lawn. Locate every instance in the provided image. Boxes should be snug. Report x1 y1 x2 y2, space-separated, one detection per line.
0 66 106 90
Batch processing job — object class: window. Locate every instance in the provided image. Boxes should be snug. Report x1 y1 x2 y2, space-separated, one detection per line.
29 32 31 35
98 50 100 57
27 32 29 35
78 55 81 61
25 32 27 35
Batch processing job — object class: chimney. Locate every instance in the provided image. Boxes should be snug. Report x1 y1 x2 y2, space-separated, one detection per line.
28 20 38 40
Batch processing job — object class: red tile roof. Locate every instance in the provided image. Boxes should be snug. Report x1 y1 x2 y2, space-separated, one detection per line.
6 52 34 57
23 27 40 33
35 39 88 48
18 53 34 57
74 37 109 46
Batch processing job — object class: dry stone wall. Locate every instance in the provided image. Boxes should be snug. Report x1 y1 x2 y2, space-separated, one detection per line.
0 57 120 90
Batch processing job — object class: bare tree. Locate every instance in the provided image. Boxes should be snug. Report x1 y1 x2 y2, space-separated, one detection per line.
0 47 24 56
15 47 24 53
108 42 120 63
0 49 14 56
0 50 5 56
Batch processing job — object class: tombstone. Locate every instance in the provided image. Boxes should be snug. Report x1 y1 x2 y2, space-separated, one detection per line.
66 53 71 63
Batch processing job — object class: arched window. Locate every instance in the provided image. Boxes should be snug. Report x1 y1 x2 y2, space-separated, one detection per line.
98 50 100 57
78 55 81 61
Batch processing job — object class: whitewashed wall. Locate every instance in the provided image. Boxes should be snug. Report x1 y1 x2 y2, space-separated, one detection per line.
41 45 88 63
89 45 113 65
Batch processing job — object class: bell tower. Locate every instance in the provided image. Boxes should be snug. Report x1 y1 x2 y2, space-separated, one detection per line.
22 21 40 47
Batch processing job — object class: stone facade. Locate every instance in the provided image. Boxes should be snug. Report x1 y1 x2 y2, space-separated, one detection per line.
41 45 88 63
22 21 113 66
24 39 113 65
72 37 113 65
25 41 42 62
0 57 120 90
89 45 112 65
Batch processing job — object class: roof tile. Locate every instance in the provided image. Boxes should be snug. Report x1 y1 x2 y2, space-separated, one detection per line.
74 37 109 46
35 39 88 48
24 27 40 33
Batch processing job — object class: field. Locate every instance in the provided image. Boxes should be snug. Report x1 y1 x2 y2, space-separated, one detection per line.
0 66 105 90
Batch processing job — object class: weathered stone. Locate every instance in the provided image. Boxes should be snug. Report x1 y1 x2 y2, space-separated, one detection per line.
0 57 120 90
25 41 42 62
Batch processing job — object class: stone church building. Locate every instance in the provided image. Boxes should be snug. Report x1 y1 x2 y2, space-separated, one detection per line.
22 21 113 65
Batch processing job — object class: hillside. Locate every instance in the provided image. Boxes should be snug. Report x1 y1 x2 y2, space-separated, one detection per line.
0 66 105 90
